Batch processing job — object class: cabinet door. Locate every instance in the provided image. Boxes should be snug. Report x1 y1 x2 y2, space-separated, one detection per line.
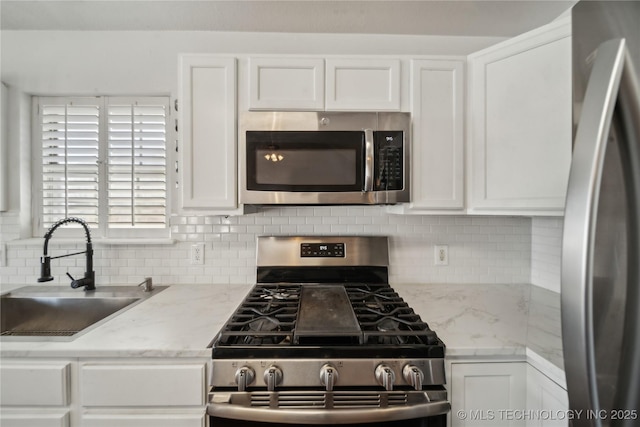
0 362 70 406
468 20 571 215
326 58 401 111
526 365 568 427
178 55 238 211
409 59 465 211
0 82 7 212
451 362 526 427
80 362 206 407
82 413 205 427
0 412 70 427
249 57 324 111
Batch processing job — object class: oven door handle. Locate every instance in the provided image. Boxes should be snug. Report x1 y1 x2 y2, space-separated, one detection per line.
208 392 450 424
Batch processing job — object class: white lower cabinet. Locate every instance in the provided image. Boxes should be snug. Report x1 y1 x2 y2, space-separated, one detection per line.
0 360 72 427
0 411 70 427
451 362 527 427
81 413 205 427
450 361 568 427
79 360 208 427
525 365 568 427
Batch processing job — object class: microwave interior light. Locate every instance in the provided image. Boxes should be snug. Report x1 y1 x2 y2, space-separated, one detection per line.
265 153 284 162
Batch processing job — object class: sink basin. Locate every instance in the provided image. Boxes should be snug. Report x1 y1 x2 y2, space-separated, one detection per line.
0 285 167 341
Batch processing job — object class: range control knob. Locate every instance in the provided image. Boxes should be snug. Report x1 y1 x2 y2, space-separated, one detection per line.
263 365 283 391
234 366 255 391
320 364 339 391
375 364 396 391
402 364 424 391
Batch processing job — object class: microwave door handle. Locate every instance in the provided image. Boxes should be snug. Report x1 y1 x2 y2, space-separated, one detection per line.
364 129 375 192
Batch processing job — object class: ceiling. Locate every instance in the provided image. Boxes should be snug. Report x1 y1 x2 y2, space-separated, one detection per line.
0 0 576 37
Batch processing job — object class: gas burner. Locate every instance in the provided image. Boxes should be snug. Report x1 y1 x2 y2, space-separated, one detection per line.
259 288 295 301
249 317 280 332
376 318 400 332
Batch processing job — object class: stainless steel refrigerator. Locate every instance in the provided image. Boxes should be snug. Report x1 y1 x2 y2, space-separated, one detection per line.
562 1 640 426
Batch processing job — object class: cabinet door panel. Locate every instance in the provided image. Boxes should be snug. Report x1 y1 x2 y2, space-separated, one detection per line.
249 57 324 110
468 20 571 214
0 82 7 211
410 59 464 210
179 55 237 210
80 363 206 407
526 365 568 427
451 362 526 427
0 362 70 406
0 412 69 427
82 414 205 427
326 59 400 111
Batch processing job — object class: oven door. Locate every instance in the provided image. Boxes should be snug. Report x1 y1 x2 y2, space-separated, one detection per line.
208 388 449 426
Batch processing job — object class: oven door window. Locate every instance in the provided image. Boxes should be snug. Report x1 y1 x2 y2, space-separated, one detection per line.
246 131 365 191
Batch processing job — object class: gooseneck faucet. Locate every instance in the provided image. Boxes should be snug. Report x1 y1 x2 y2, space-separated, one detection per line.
38 217 95 291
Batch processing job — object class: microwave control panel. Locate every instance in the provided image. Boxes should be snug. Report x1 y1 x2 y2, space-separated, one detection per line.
374 131 404 190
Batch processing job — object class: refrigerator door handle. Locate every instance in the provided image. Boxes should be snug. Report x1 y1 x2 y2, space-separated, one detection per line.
562 38 627 425
615 44 640 424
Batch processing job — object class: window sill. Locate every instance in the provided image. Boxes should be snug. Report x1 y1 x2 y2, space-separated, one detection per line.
7 238 177 247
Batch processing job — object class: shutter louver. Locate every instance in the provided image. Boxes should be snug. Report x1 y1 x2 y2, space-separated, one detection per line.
107 102 167 229
41 103 100 229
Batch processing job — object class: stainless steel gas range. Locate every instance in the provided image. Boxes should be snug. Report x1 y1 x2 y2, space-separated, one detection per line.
207 236 450 426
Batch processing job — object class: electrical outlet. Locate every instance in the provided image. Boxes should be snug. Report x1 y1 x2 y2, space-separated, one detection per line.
190 243 205 265
434 245 449 266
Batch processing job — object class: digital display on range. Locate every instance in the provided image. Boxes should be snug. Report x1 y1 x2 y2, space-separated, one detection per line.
301 243 345 257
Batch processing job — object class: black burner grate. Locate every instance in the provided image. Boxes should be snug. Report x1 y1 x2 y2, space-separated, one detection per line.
214 282 442 355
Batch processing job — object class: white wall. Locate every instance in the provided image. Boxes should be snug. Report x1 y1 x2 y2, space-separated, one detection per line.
531 217 563 293
0 29 540 288
0 30 504 96
0 209 532 287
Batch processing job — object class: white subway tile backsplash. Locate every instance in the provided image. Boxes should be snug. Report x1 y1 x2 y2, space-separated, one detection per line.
531 217 563 293
1 207 536 287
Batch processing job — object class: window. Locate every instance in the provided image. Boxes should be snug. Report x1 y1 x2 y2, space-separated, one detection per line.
36 96 170 238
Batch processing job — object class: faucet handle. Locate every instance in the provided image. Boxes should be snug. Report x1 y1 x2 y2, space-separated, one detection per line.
67 272 94 290
67 272 83 289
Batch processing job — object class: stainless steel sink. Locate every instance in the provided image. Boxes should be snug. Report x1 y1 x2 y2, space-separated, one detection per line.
0 285 167 341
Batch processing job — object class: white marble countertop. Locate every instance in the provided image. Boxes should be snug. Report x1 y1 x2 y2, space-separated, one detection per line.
0 283 253 358
393 283 530 360
0 282 542 362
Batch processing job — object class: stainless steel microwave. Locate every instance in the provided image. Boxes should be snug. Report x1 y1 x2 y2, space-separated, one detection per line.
240 111 410 205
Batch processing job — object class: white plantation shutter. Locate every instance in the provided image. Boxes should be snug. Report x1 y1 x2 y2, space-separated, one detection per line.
107 98 168 229
41 100 100 229
37 96 169 237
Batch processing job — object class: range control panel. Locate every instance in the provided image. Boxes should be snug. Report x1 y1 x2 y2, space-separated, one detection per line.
301 243 345 258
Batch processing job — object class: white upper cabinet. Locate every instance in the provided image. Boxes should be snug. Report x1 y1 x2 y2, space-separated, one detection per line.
247 57 402 112
248 57 325 111
326 58 401 111
467 19 572 215
178 55 240 213
408 59 465 212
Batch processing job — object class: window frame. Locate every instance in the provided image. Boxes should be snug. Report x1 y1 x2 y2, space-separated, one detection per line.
32 95 172 239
